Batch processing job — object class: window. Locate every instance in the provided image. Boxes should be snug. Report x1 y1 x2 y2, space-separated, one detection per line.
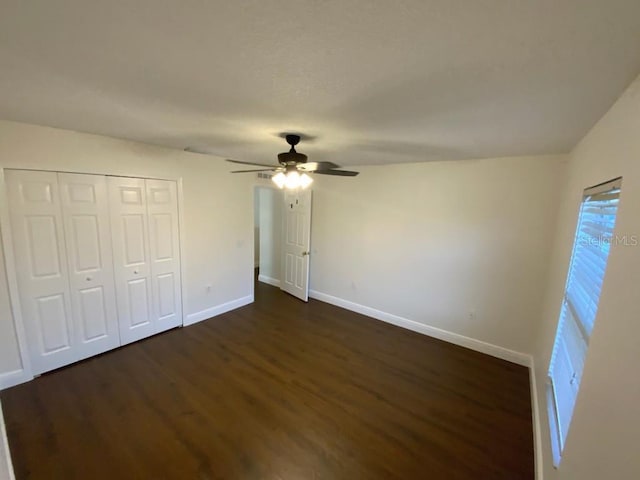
547 177 622 466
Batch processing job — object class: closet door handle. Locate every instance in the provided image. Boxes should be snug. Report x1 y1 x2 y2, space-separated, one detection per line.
85 276 92 281
133 270 139 275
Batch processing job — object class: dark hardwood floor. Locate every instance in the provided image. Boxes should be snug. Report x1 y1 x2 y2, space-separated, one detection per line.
1 276 534 479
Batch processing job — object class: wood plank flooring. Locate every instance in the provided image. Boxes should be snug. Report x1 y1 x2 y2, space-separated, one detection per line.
1 277 534 479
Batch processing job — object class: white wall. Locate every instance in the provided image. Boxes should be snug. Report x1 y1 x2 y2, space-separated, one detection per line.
257 186 282 284
0 120 254 387
534 75 640 479
310 155 566 355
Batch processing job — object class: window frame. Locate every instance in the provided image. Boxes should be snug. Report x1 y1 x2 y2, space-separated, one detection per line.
547 177 621 467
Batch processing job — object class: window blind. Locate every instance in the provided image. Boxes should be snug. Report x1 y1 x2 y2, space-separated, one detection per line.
547 177 621 464
565 181 620 338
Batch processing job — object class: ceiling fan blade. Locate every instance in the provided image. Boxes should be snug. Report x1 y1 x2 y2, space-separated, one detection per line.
314 169 359 176
298 161 340 172
226 158 280 168
230 168 278 173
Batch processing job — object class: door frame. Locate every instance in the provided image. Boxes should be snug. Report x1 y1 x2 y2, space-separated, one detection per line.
0 167 187 389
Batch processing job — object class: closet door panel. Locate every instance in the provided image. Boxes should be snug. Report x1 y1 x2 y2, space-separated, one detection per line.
108 177 155 345
146 179 182 332
59 173 120 359
6 170 76 374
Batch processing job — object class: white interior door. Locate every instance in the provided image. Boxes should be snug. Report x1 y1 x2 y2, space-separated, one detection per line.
108 176 155 345
58 173 120 360
281 189 312 301
145 179 182 332
6 170 76 374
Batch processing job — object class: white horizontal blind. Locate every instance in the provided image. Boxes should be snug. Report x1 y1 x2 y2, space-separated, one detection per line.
548 177 621 463
565 188 620 338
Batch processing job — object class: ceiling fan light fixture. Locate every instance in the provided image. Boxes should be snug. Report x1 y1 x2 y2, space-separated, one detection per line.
272 172 286 188
299 173 313 189
271 171 313 189
284 171 301 189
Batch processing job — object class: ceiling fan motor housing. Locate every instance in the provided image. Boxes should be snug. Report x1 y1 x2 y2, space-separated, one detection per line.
278 151 308 164
277 133 307 164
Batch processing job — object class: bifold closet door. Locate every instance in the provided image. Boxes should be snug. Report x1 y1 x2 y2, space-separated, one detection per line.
7 170 76 374
108 177 155 345
146 179 182 333
58 173 120 360
108 177 182 345
6 170 120 375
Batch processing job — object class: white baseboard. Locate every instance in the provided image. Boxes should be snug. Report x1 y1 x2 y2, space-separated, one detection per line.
308 289 531 367
0 369 32 391
0 401 16 480
184 295 254 326
529 359 544 480
258 274 281 288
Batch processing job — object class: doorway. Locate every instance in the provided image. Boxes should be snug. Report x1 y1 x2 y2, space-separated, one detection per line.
253 186 283 287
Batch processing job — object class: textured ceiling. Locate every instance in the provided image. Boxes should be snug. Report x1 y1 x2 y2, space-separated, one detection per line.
1 0 640 166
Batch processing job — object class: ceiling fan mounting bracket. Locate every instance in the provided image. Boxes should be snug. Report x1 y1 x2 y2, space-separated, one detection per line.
285 134 301 148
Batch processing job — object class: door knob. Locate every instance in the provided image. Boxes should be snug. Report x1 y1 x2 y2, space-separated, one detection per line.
302 251 310 256
133 270 139 275
86 276 92 281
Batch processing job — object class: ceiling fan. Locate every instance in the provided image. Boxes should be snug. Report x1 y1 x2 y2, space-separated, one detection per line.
227 134 359 189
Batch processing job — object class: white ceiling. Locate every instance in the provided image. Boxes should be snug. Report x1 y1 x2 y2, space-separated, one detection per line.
1 0 640 166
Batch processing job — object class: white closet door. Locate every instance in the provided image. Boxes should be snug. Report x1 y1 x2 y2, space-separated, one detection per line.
58 173 120 360
6 170 76 374
108 177 155 345
146 179 182 332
